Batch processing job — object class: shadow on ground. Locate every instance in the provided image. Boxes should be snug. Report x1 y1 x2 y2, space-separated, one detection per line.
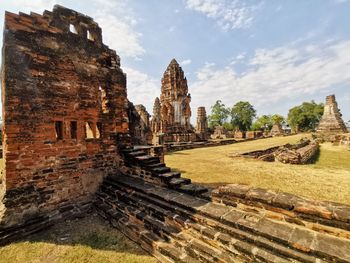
0 213 157 263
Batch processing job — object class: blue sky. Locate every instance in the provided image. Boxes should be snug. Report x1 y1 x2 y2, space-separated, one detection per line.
1 0 350 124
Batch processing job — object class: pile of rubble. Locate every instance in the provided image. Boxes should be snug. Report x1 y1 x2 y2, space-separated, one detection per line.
233 138 319 164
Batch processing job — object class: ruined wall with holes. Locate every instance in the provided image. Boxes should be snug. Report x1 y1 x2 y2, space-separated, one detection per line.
0 5 129 228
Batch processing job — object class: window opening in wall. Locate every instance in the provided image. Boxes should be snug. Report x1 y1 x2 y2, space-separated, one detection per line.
100 86 109 114
55 121 63 140
69 24 77 34
96 122 102 139
70 121 77 139
105 57 112 67
87 30 94 41
85 122 94 139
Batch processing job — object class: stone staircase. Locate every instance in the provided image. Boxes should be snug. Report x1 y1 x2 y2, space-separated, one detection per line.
95 175 350 263
120 147 208 197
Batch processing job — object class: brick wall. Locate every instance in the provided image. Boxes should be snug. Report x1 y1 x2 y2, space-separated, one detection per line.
1 5 129 227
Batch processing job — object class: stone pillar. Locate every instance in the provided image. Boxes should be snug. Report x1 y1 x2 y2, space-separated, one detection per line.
195 107 208 140
151 97 161 133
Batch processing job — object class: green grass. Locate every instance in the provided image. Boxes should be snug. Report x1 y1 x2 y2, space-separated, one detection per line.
165 134 350 205
0 215 157 263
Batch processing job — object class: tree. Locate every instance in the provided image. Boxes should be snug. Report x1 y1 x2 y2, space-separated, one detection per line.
251 115 273 131
222 122 234 131
287 101 324 132
208 100 230 128
271 114 285 125
230 101 256 131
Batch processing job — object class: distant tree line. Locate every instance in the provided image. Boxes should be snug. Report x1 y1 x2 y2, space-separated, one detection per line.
208 100 324 132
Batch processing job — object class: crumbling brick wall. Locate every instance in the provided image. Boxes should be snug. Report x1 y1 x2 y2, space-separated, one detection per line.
127 102 151 145
1 5 129 227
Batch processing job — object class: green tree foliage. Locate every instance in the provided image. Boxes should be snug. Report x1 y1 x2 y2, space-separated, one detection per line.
271 114 285 125
287 101 324 132
222 122 234 131
251 115 273 131
208 100 230 128
230 101 256 131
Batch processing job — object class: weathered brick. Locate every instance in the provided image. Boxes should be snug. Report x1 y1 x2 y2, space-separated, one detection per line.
1 5 129 228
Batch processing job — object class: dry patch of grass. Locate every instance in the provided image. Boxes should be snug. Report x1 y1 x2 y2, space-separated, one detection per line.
165 134 350 205
0 214 157 263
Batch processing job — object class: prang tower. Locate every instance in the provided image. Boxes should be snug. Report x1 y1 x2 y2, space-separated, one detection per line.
317 95 347 133
160 59 191 133
151 59 194 143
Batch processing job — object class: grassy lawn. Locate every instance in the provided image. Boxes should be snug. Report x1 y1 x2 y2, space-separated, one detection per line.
165 134 350 205
0 215 157 263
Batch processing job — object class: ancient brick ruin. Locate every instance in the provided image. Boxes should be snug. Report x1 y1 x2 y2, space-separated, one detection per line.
246 130 263 139
1 6 350 263
270 123 284 136
233 138 319 164
151 59 196 144
211 126 230 139
1 4 129 231
128 102 151 145
317 94 347 133
195 107 208 140
97 173 350 263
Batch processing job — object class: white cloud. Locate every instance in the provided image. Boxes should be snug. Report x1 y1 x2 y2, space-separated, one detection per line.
92 1 145 59
95 13 145 58
189 39 350 114
5 0 59 13
181 59 192 65
204 62 216 67
236 52 246 60
185 0 262 30
125 67 159 113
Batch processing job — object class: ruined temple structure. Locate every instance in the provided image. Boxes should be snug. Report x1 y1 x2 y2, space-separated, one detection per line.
317 94 347 133
211 126 229 139
128 102 151 145
151 97 161 134
270 123 284 136
1 6 350 263
195 106 208 140
1 5 131 228
151 59 196 144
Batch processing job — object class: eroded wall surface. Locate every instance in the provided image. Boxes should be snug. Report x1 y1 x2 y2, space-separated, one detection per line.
1 5 129 226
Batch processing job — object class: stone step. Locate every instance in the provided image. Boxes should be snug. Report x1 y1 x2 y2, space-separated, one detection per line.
158 243 192 263
168 177 191 188
97 180 292 263
94 200 179 263
127 150 147 157
99 181 309 262
152 167 171 174
158 172 181 180
144 163 166 169
181 232 240 263
96 190 209 263
120 148 137 154
96 184 243 262
135 155 160 163
102 175 350 263
187 218 320 263
177 184 208 196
